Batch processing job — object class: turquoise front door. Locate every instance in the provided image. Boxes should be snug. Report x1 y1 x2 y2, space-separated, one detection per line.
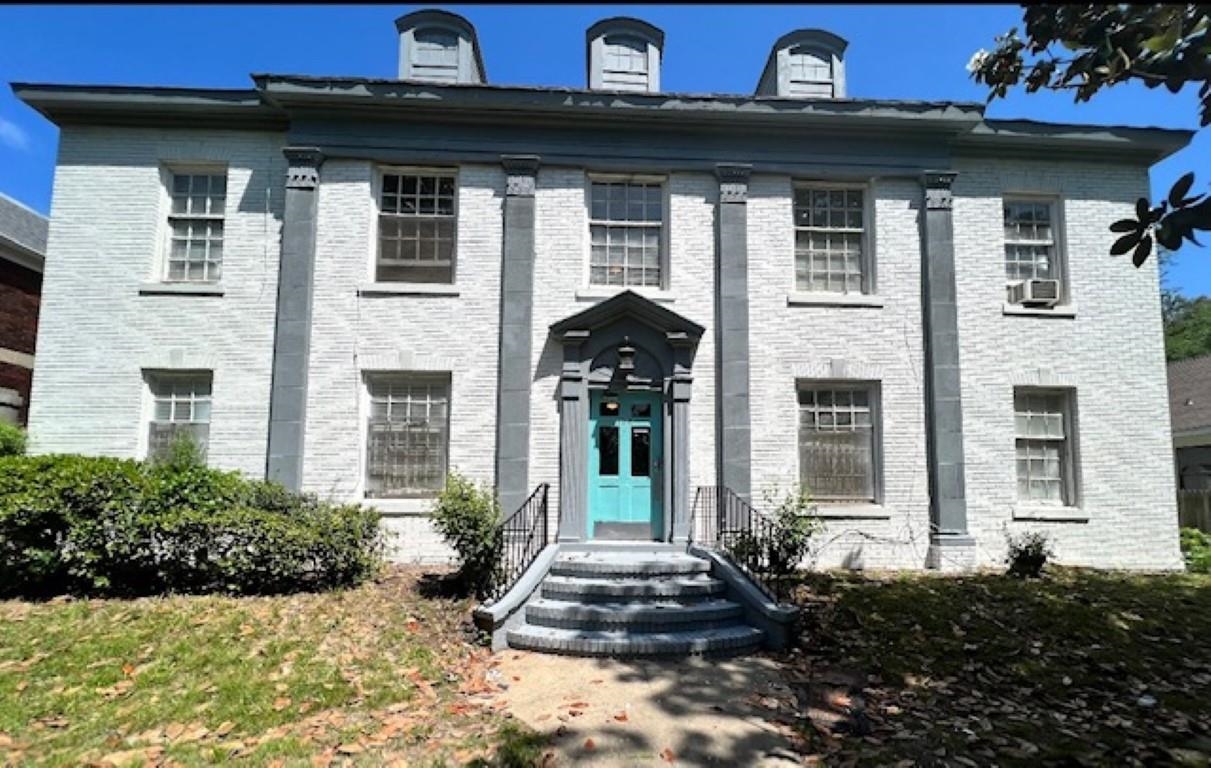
588 390 663 539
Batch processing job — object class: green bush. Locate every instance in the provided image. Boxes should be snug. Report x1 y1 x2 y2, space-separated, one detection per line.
1181 527 1211 574
429 472 502 599
1005 529 1053 578
0 453 383 598
0 422 26 456
725 487 820 588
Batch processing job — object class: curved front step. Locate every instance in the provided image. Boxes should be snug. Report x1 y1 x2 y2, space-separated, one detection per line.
506 624 765 657
526 597 744 632
541 574 727 601
550 551 710 578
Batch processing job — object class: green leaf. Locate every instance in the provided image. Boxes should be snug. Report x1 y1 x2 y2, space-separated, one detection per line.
1132 236 1153 267
1110 218 1140 233
1111 232 1141 255
1137 197 1152 221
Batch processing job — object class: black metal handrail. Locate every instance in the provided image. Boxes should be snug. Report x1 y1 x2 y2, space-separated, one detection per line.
690 485 788 603
489 483 549 602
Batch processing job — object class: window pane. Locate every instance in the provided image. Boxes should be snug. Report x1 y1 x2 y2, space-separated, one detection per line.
631 426 651 477
798 385 876 501
793 187 866 294
365 374 451 497
598 425 619 476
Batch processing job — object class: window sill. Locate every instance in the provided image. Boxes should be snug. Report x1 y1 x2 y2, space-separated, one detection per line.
575 287 676 304
1012 505 1088 522
364 497 437 516
1003 303 1076 318
786 292 884 308
358 283 461 297
811 503 891 520
139 282 225 296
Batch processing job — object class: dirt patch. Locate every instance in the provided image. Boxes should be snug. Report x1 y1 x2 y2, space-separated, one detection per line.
490 651 803 767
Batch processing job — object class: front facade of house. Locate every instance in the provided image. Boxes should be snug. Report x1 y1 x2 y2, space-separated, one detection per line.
16 10 1188 571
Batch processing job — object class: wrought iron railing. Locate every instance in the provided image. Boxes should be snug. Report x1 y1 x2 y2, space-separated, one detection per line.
489 483 550 602
690 485 790 603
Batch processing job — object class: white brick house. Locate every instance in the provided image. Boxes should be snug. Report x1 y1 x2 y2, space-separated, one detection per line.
14 10 1189 575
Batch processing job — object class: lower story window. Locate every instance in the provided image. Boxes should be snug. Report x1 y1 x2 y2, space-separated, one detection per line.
365 372 450 498
146 371 212 461
1014 388 1078 505
798 382 878 502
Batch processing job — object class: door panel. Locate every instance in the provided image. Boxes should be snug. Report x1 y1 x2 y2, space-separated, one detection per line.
588 390 663 538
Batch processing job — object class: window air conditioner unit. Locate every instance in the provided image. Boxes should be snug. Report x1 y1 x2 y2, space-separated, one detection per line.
1008 278 1061 308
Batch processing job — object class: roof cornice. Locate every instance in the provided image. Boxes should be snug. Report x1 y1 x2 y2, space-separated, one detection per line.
11 83 288 130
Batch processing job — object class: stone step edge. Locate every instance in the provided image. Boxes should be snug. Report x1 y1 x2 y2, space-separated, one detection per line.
505 625 764 657
540 576 727 599
548 559 712 576
526 598 744 627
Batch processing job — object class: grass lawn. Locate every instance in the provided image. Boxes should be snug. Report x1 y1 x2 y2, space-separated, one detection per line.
0 568 540 767
784 567 1211 766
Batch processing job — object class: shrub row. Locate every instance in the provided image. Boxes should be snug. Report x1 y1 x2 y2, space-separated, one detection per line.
0 453 382 598
1181 527 1211 574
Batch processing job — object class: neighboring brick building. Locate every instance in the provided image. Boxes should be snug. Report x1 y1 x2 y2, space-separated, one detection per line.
0 193 47 426
13 9 1190 571
1168 354 1211 491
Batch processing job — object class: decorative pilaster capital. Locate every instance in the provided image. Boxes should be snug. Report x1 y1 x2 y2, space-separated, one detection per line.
284 147 324 190
716 163 752 204
922 170 958 210
502 154 541 196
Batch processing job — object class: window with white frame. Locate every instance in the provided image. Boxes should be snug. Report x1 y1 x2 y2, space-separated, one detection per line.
167 171 226 282
412 28 460 82
798 383 878 502
793 185 867 294
1014 388 1078 505
602 34 648 89
146 371 212 461
365 373 450 497
377 170 457 283
1004 199 1061 284
589 179 664 288
788 46 834 97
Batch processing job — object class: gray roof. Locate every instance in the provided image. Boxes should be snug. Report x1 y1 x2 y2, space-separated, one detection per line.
0 193 48 273
9 74 1195 164
1169 354 1211 434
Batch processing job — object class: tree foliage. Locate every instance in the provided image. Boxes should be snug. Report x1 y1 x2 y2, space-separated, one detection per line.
1164 295 1211 360
970 4 1211 265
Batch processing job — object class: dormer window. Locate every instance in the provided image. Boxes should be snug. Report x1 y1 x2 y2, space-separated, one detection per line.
757 29 848 99
412 28 460 82
586 17 664 93
395 9 486 85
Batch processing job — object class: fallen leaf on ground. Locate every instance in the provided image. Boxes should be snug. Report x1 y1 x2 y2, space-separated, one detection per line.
584 738 596 751
272 697 291 711
660 747 676 763
614 710 629 722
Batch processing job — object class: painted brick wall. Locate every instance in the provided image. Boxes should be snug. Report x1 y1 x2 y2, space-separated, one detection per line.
302 160 503 564
748 175 933 569
952 156 1182 570
26 126 285 477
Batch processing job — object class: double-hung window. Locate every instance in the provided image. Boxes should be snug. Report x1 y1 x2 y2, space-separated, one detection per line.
1014 388 1078 505
365 373 450 497
1004 199 1061 285
146 371 212 461
793 185 867 294
377 170 457 283
167 171 226 282
787 46 835 98
589 178 664 288
798 383 879 502
411 28 460 82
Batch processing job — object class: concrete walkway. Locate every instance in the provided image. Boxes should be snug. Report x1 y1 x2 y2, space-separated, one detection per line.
489 651 805 767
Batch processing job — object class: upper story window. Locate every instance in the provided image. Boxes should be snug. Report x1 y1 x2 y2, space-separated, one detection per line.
365 372 450 498
146 370 212 461
377 170 457 284
793 185 868 294
798 383 879 503
588 178 664 288
586 17 663 93
602 35 648 88
1004 198 1066 306
412 28 459 82
1014 388 1078 506
167 171 226 283
787 46 834 98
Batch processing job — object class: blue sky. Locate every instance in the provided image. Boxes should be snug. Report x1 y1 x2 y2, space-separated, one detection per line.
0 4 1207 295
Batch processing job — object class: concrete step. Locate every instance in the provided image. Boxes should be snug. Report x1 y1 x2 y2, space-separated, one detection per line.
549 550 711 578
505 624 765 658
526 597 744 632
541 574 727 601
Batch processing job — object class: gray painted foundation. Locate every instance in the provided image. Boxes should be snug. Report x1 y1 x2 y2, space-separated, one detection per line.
919 171 976 566
495 155 540 516
265 147 324 490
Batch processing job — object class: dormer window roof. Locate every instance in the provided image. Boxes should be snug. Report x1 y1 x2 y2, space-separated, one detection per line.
756 29 848 99
586 17 664 93
395 9 486 85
